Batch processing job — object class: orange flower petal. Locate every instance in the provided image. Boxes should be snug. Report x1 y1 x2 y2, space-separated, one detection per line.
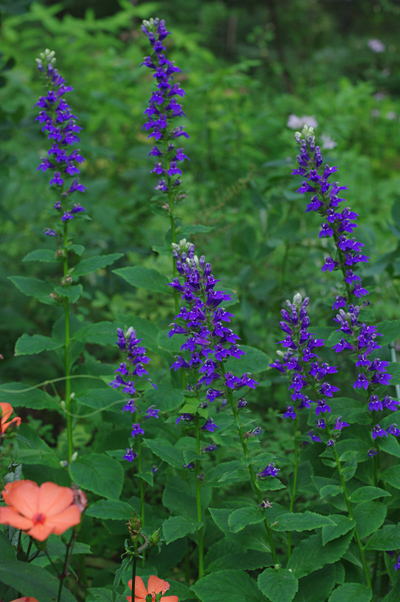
2 479 36 506
0 402 13 422
45 505 81 534
11 597 40 602
7 482 39 518
27 522 53 542
128 577 148 601
38 482 74 517
161 597 179 602
147 575 170 595
0 507 33 531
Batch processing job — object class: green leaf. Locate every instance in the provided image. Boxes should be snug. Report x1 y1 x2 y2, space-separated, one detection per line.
388 363 400 386
377 435 400 459
322 515 355 545
70 243 85 256
353 501 387 538
15 333 63 356
382 465 400 489
228 506 266 533
72 253 124 277
375 320 400 345
113 266 170 294
77 388 122 413
293 564 338 602
206 539 270 572
144 438 184 469
192 569 268 602
207 461 248 487
74 321 123 346
0 382 60 411
178 224 215 236
22 249 57 262
320 485 342 499
287 532 353 579
143 384 185 412
87 588 114 602
9 276 54 305
257 568 298 602
54 284 83 303
85 500 134 520
163 516 202 544
272 511 335 533
0 531 16 561
350 486 392 503
16 424 61 468
328 583 372 602
225 344 271 375
0 560 76 601
69 454 124 499
365 524 400 551
209 507 233 534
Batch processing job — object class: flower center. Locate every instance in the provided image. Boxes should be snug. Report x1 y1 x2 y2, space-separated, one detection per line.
32 512 46 525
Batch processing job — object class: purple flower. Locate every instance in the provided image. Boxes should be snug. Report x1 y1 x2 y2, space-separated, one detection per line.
201 418 218 433
258 463 280 478
176 413 194 425
372 424 388 440
316 399 331 415
123 399 137 414
327 439 335 447
131 423 145 437
334 416 350 431
123 448 138 462
283 405 297 420
203 443 218 452
388 424 400 437
145 405 160 419
183 462 195 469
308 431 322 443
395 555 400 571
367 448 378 457
353 373 369 390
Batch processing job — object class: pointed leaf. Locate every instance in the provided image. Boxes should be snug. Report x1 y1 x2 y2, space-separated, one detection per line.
272 511 335 532
228 506 266 533
322 515 355 545
365 524 400 551
69 453 124 499
287 532 353 579
353 501 387 539
328 583 372 602
144 438 184 469
113 266 171 294
22 249 57 262
72 253 123 277
257 568 298 602
0 382 60 411
163 516 202 544
0 560 76 601
192 569 268 602
15 333 63 356
350 486 391 503
9 276 54 305
85 500 134 520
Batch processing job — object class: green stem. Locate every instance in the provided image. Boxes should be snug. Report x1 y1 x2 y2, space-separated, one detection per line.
25 537 33 561
63 221 73 463
137 439 146 568
131 555 137 601
195 416 204 579
327 424 372 590
287 415 299 561
223 377 278 564
57 531 77 602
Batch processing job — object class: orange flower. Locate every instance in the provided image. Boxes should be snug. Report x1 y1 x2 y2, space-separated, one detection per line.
0 480 82 541
11 598 40 602
127 576 178 602
0 402 21 435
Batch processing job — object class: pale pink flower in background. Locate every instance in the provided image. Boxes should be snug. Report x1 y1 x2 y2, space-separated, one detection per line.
368 38 385 53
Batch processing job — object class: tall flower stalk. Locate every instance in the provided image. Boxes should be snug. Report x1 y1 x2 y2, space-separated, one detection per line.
34 49 87 462
271 293 372 587
292 126 399 470
169 239 278 568
141 18 189 316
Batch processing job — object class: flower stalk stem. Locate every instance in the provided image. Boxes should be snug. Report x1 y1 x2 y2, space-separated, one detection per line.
63 220 73 463
57 530 77 602
287 415 299 561
195 415 204 579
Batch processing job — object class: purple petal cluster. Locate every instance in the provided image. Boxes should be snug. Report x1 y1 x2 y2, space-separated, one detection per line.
271 293 340 439
141 18 189 197
258 463 280 478
34 49 86 232
168 240 258 432
292 125 397 444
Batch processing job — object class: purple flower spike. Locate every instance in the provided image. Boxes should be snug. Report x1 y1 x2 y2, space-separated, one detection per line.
316 399 331 415
201 418 218 433
145 405 160 419
308 431 322 443
395 556 400 571
176 413 194 425
123 448 138 462
131 423 145 437
353 373 370 390
334 416 350 431
388 424 400 437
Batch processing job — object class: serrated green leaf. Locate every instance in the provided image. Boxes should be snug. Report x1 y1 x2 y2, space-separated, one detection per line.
377 434 400 459
54 284 83 303
0 560 76 601
9 276 54 305
15 333 63 356
353 501 387 539
22 249 57 262
113 266 170 294
322 515 355 545
192 569 267 602
328 583 372 602
273 511 335 532
0 382 60 411
382 464 400 489
287 532 353 579
144 438 184 469
70 244 85 256
320 485 342 499
257 568 298 602
72 253 124 277
87 588 114 602
375 320 400 345
388 363 400 386
350 486 391 503
163 515 202 544
365 524 400 550
178 224 215 236
205 539 270 572
136 471 154 487
69 454 124 499
207 461 248 487
86 500 134 520
143 384 185 412
73 321 123 345
293 564 338 602
228 506 265 533
77 388 122 413
225 344 271 375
